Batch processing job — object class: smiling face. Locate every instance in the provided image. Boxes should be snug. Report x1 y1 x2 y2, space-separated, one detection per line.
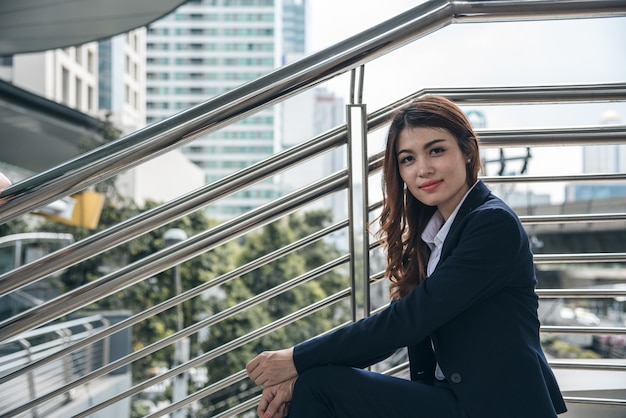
396 126 470 220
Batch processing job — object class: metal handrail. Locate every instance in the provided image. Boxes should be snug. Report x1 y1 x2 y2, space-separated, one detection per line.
1 1 625 417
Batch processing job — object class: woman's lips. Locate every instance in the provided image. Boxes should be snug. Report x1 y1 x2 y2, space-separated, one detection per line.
419 180 442 192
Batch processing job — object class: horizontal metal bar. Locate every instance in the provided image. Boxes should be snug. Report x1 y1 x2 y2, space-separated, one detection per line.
537 289 626 298
483 172 626 184
477 125 626 148
534 253 626 264
422 82 626 105
453 0 626 22
541 326 626 335
366 274 626 299
549 360 626 371
520 213 626 224
564 396 626 407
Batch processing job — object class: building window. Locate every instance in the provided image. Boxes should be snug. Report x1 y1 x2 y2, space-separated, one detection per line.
75 78 82 109
87 86 94 111
76 46 83 65
87 50 94 74
61 67 70 105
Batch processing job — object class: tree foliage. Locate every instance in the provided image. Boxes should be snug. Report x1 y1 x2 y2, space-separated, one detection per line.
198 210 349 414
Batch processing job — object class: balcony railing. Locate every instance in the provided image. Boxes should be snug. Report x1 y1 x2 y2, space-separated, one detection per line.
0 315 110 418
1 1 625 417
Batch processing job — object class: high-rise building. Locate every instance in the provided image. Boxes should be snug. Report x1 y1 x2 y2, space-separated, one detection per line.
282 0 306 56
145 0 307 219
98 28 205 206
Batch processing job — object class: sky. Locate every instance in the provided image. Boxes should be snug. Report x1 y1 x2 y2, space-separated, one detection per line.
303 0 626 202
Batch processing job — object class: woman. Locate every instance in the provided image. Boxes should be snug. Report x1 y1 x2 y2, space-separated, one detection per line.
246 95 566 418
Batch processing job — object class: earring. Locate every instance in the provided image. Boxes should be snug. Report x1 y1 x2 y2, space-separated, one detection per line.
466 159 471 164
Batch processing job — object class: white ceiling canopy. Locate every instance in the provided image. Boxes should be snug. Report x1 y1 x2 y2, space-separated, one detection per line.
0 0 189 55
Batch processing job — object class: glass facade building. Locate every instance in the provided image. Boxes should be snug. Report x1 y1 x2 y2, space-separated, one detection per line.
146 0 306 219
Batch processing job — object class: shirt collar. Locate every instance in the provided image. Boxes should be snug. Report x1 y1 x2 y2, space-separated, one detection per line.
421 181 479 248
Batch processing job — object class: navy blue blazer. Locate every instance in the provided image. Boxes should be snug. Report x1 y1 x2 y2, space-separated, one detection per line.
293 181 567 417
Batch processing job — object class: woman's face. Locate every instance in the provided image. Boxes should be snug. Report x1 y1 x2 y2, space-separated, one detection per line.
396 126 470 220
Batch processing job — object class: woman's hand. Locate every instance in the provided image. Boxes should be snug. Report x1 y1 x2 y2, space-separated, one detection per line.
246 347 297 387
256 376 297 418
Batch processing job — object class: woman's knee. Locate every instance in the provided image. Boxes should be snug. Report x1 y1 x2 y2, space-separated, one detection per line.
293 365 335 397
289 366 342 417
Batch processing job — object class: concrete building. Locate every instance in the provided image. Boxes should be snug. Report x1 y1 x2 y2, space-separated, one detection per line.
9 43 99 116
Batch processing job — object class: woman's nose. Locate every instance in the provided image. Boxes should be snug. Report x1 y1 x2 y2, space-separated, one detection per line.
416 160 433 177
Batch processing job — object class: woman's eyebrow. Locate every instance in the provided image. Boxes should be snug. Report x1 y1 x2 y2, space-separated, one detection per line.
423 138 446 149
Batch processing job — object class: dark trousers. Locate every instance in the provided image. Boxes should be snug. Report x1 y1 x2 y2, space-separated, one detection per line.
288 365 469 418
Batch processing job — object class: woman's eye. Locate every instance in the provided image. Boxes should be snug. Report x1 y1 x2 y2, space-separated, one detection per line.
400 156 414 164
430 147 444 155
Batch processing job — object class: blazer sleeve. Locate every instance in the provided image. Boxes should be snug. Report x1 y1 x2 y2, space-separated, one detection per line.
293 204 528 374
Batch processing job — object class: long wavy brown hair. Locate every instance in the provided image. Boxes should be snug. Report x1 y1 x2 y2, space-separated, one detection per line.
378 95 482 300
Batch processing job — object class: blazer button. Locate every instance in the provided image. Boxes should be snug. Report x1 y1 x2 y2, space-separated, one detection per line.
450 373 462 384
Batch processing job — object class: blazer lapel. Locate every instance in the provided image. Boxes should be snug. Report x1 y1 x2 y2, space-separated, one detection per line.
438 181 492 264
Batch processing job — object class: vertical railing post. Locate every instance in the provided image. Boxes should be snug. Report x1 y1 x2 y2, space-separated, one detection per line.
347 65 371 322
83 322 94 374
57 329 73 403
18 339 38 418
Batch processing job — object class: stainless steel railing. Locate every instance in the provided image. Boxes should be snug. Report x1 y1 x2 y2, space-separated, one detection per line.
1 1 625 417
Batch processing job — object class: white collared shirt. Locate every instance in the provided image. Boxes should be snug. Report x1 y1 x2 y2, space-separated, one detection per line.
421 181 478 380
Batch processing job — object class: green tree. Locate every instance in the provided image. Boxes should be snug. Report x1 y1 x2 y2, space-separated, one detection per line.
198 210 349 415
